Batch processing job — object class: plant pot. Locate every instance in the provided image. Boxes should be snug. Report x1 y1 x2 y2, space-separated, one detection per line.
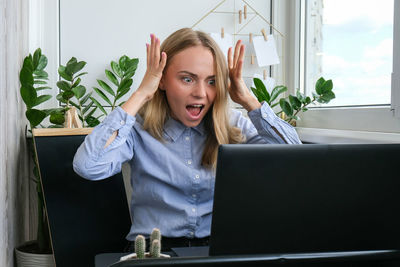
120 252 170 261
15 240 55 267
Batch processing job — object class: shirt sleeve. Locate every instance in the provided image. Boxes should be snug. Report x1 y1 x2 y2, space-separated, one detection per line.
73 106 137 180
233 102 302 144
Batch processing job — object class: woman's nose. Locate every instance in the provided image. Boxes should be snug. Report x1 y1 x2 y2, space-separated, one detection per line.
192 82 207 98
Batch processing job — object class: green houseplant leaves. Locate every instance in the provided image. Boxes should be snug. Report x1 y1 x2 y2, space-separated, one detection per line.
93 55 138 115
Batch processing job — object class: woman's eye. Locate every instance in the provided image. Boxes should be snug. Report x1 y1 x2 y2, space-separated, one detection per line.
182 77 193 83
208 79 215 85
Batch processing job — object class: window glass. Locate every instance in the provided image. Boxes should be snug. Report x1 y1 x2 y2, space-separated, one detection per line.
305 0 394 107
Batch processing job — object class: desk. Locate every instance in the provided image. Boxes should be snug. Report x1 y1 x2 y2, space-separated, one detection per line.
96 250 400 267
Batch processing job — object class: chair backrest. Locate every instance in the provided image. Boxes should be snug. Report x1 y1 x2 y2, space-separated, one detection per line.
34 130 131 267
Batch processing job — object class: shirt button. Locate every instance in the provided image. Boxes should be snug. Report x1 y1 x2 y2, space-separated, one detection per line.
192 208 196 213
185 136 190 141
187 160 192 165
192 194 197 198
120 120 125 125
189 231 194 236
195 174 200 179
262 113 267 119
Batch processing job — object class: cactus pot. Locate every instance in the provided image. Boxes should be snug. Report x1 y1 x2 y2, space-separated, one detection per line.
15 240 55 267
120 252 170 261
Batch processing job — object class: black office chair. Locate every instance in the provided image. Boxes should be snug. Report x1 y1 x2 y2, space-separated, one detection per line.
34 131 131 267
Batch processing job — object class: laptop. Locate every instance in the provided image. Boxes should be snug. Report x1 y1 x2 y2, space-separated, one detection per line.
208 143 400 256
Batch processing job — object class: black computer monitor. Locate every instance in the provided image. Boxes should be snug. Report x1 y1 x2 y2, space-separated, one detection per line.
209 144 400 256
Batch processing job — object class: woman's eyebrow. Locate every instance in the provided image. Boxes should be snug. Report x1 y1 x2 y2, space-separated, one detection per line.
178 71 215 79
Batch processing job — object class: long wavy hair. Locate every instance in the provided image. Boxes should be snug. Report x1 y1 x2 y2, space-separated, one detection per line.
139 28 244 168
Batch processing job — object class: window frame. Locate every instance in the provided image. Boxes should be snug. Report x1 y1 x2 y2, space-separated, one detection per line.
273 0 400 141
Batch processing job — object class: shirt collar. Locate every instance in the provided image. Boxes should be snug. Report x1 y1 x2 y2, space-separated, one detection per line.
164 116 206 142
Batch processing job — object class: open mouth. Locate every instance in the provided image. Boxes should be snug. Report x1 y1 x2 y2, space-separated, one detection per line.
186 104 204 117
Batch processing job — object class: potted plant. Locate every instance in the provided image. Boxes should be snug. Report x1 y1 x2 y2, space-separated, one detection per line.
15 48 64 267
16 49 140 266
251 77 335 125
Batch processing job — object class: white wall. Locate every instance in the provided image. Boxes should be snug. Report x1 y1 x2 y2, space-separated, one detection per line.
47 0 274 109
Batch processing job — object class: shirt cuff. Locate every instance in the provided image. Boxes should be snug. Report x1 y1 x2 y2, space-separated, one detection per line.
248 101 279 127
101 106 136 137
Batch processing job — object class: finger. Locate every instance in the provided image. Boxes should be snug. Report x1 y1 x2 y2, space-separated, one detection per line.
236 44 245 77
146 43 150 67
233 40 242 68
150 34 155 67
227 47 233 69
154 37 161 67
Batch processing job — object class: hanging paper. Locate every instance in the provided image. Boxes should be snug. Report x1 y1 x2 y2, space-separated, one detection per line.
210 32 233 60
252 34 280 67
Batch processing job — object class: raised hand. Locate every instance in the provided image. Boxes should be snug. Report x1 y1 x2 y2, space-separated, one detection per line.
227 40 261 112
138 33 167 100
122 34 167 115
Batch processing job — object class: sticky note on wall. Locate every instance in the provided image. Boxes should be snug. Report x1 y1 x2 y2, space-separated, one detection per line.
252 35 280 67
210 32 233 59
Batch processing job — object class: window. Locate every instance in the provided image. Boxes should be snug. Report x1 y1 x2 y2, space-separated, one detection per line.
285 0 400 135
304 0 394 107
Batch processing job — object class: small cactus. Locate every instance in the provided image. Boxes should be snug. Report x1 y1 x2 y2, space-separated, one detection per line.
150 239 161 258
150 228 161 244
135 235 146 259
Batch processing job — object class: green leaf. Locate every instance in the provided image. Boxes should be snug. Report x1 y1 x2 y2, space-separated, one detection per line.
124 58 139 77
22 55 34 72
90 96 108 115
289 95 302 110
42 108 65 116
80 91 92 105
253 78 270 103
86 116 100 127
56 93 67 104
305 96 311 104
20 68 34 86
72 85 86 99
270 85 287 103
57 80 71 91
62 90 74 100
315 77 326 95
119 55 128 71
36 86 52 91
251 87 264 102
118 101 126 106
111 61 123 78
73 71 88 80
117 78 133 93
320 79 333 94
82 101 94 114
93 87 113 106
33 80 47 85
26 109 47 128
33 94 52 107
302 107 308 112
20 85 37 108
72 78 81 88
32 48 41 69
69 100 80 109
271 102 279 108
70 61 86 74
97 80 115 96
116 86 131 101
85 105 97 118
37 55 48 71
50 112 65 125
317 91 336 104
105 70 119 86
279 98 293 116
296 90 306 103
58 66 73 81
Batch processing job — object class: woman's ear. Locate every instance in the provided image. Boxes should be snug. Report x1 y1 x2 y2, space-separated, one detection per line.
159 77 165 91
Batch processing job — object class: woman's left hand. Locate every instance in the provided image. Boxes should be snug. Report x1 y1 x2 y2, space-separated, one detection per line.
228 40 261 112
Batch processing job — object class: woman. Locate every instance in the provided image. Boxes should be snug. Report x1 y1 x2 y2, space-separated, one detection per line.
73 28 301 251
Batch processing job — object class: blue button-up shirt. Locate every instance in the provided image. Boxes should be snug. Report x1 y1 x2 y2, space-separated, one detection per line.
73 102 301 241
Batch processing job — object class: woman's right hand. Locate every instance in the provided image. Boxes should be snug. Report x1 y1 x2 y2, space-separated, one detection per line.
137 34 167 101
122 34 167 116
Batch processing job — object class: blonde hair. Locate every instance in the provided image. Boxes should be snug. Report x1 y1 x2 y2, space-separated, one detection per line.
139 28 244 168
